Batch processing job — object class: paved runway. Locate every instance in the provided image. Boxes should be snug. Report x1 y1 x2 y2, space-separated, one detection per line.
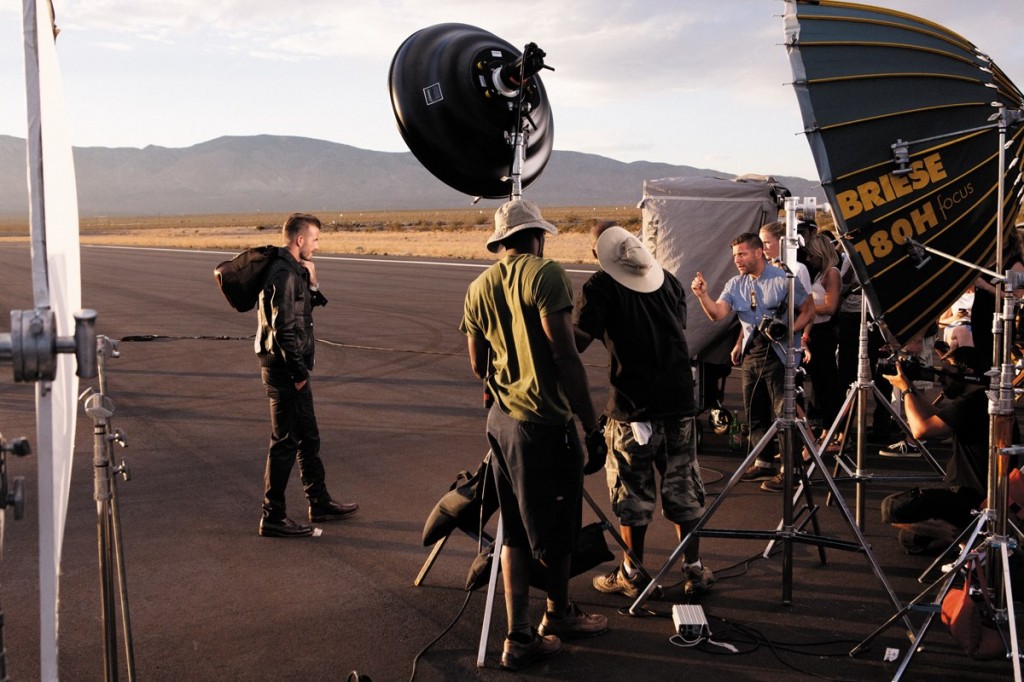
0 243 1017 680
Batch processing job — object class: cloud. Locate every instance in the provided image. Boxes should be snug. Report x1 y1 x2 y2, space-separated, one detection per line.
4 0 1020 179
53 2 1024 97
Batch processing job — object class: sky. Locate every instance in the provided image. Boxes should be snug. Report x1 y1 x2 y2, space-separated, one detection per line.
1 1 1021 182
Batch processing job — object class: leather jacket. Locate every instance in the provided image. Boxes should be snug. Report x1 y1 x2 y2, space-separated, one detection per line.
255 248 328 382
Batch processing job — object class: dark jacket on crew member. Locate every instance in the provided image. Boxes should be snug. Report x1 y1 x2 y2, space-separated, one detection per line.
255 247 328 382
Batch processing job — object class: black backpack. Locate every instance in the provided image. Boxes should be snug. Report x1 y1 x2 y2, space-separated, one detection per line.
214 245 279 312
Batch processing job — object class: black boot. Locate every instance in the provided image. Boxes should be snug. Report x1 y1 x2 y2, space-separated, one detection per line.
259 516 313 538
309 499 359 522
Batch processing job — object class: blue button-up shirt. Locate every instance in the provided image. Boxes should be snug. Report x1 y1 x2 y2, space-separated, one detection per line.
720 262 808 361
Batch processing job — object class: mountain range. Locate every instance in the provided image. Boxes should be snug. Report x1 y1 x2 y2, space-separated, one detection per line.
0 134 825 216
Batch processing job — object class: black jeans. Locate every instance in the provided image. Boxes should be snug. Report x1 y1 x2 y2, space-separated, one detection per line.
880 486 983 529
739 348 784 467
806 319 840 429
261 367 328 519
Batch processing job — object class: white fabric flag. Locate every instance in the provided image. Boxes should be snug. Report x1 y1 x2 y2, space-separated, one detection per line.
23 1 83 679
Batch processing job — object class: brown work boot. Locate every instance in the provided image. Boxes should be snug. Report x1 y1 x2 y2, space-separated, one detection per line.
592 564 643 598
500 629 561 671
537 601 608 639
683 562 715 597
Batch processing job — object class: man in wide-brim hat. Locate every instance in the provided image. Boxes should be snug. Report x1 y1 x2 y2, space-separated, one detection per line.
460 199 609 672
573 222 715 600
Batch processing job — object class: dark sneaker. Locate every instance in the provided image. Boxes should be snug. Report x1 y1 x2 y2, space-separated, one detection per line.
760 471 785 493
592 565 642 598
259 516 313 538
538 601 608 640
740 463 776 481
500 629 561 671
682 563 715 596
879 440 922 458
309 500 359 522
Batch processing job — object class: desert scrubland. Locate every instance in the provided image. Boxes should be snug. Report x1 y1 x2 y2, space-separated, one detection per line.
0 206 643 263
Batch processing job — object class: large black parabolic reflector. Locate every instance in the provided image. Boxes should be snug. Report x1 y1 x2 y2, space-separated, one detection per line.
784 0 1024 346
389 23 554 199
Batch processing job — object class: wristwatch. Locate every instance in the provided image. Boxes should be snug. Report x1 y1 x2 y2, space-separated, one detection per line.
900 388 914 400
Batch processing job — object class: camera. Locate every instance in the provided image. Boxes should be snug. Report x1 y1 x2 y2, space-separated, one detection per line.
876 354 937 383
758 314 788 342
877 353 988 387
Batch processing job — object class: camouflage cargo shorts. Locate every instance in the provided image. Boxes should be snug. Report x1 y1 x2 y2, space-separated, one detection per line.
604 416 706 526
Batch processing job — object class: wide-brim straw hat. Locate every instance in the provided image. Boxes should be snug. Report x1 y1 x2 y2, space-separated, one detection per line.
485 199 558 253
595 225 665 293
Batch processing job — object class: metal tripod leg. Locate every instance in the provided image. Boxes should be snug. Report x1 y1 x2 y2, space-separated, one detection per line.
582 488 655 585
83 337 136 682
476 515 504 668
797 420 913 629
852 511 1022 682
819 298 944 528
414 526 496 587
632 413 910 621
763 419 827 564
628 421 782 614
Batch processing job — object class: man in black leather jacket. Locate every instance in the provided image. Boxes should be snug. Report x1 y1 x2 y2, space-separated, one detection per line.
256 213 358 538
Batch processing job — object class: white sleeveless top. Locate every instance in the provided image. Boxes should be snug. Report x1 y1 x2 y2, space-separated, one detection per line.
812 266 838 324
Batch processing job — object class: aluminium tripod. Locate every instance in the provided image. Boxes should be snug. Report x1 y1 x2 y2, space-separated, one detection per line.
814 294 945 530
630 197 906 619
80 336 136 682
853 103 1024 680
853 272 1024 681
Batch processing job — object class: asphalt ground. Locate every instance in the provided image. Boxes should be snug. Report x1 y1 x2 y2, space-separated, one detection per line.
0 243 1019 681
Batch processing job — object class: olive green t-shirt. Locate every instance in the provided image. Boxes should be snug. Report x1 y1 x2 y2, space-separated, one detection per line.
460 254 574 424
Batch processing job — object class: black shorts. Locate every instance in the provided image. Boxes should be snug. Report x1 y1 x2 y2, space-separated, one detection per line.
485 405 583 564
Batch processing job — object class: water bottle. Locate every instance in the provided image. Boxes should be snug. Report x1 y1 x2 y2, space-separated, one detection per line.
728 418 742 453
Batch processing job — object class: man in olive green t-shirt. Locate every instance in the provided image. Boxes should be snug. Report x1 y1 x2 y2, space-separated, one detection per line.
460 199 608 671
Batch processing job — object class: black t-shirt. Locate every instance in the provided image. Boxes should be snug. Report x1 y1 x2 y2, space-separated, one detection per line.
937 385 990 494
573 270 696 422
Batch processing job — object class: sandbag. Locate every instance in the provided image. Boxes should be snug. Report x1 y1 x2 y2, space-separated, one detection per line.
422 460 499 546
941 557 1006 660
465 522 614 591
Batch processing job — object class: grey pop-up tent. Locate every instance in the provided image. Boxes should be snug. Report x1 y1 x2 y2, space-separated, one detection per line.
639 175 789 409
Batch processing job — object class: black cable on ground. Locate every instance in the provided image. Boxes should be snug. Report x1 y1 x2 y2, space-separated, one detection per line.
118 334 613 369
410 457 495 681
631 545 867 681
408 590 475 682
694 615 865 682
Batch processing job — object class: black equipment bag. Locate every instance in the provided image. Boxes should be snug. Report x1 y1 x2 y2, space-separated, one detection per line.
214 245 278 312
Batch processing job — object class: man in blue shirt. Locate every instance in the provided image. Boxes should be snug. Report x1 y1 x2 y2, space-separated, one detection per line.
691 232 814 481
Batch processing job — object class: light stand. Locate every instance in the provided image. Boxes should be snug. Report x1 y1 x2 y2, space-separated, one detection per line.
629 197 906 618
852 281 1022 680
499 42 549 202
0 433 30 682
81 336 136 682
853 103 1024 680
816 293 945 530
